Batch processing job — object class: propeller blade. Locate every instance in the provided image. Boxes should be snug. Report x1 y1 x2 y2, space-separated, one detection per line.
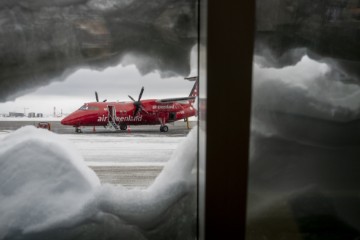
95 91 99 102
138 87 144 102
133 106 140 117
128 95 136 102
140 105 148 114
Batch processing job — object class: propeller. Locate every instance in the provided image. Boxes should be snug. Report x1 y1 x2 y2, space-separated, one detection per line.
95 91 107 102
128 87 148 116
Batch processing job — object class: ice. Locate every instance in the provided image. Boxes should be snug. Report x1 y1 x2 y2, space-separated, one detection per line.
0 126 197 239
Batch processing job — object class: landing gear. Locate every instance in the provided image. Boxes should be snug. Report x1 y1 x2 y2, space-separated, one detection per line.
158 116 168 132
120 124 127 131
75 127 82 133
160 125 169 132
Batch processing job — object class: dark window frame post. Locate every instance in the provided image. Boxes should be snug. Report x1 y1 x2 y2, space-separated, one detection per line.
198 1 255 239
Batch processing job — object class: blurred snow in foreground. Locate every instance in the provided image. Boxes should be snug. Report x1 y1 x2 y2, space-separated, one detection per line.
0 126 197 240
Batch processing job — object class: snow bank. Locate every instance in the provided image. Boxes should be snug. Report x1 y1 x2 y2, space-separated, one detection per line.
0 126 100 237
253 55 360 122
251 54 360 141
249 53 360 236
0 126 197 239
94 127 197 237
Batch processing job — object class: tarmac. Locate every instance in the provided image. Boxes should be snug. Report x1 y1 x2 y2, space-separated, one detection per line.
0 120 193 135
90 165 163 188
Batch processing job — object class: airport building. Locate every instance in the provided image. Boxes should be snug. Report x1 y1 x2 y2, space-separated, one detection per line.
9 112 25 117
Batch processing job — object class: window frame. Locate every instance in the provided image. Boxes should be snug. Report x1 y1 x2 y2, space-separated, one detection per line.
198 1 255 239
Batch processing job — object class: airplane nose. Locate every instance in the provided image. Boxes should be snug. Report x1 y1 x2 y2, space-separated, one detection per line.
60 116 70 125
61 112 85 126
61 115 75 125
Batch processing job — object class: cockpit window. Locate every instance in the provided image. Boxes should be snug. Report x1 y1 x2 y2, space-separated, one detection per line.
79 105 99 111
79 104 88 110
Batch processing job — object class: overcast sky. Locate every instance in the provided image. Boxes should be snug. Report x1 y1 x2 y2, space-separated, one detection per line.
0 46 198 116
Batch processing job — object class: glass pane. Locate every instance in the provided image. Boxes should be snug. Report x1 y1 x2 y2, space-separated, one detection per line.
0 1 199 239
248 1 360 239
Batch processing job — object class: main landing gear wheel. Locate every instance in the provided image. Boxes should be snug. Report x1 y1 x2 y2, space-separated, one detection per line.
120 124 127 130
75 128 82 133
160 125 169 132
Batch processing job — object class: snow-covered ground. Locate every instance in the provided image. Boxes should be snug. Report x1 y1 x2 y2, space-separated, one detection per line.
0 130 12 139
0 128 187 186
64 134 183 166
0 130 184 166
0 116 65 121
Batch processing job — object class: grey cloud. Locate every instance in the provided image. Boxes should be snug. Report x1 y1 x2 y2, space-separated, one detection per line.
34 66 194 99
0 0 197 102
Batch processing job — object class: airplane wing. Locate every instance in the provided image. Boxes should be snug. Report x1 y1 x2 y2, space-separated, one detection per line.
156 96 196 103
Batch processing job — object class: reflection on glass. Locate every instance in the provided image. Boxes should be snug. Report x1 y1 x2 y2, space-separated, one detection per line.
248 1 360 239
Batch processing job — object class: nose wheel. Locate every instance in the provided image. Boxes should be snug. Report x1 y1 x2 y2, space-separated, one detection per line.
160 125 168 132
120 124 127 130
75 127 82 133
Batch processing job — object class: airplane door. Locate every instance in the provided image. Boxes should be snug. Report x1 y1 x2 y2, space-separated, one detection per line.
169 112 176 121
107 105 116 123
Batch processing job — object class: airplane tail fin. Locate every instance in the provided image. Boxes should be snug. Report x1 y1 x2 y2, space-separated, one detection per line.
185 76 198 101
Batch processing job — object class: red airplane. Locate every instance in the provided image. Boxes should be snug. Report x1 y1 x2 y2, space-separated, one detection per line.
61 77 198 133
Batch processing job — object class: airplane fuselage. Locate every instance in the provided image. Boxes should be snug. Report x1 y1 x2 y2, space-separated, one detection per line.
61 99 196 128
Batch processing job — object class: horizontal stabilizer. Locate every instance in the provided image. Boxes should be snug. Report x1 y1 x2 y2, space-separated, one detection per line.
184 76 198 81
157 96 196 103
